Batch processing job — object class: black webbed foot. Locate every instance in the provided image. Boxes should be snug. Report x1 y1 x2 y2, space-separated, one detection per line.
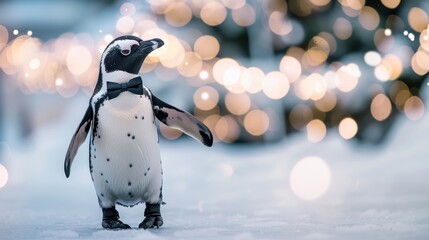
102 219 131 230
101 207 131 230
139 203 163 229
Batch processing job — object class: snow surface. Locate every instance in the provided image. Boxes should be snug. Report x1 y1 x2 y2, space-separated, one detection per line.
1 93 429 240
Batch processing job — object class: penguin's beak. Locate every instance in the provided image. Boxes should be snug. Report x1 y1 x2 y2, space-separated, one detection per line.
137 38 164 54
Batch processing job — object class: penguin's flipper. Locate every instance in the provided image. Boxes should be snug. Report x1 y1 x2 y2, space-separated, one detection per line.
152 95 213 147
64 105 93 178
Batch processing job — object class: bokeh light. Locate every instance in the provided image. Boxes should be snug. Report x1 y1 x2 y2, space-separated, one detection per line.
359 6 380 31
279 56 302 82
306 119 327 143
0 163 8 189
177 52 203 77
339 117 358 140
364 51 381 66
335 64 361 92
232 4 256 27
215 115 240 143
404 96 425 120
408 7 428 32
381 0 400 9
333 17 352 40
194 35 220 60
219 163 234 178
370 93 392 121
116 16 135 33
290 156 331 201
66 45 92 75
213 58 239 86
314 90 337 112
160 122 183 140
269 11 292 36
225 92 251 116
0 25 9 51
0 0 426 146
193 86 219 111
241 67 265 94
200 2 227 26
244 109 270 136
164 2 192 27
263 71 290 100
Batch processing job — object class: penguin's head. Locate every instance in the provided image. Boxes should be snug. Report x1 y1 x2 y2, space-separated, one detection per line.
101 35 164 75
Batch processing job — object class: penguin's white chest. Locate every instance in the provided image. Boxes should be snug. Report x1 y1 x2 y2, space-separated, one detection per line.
90 92 162 207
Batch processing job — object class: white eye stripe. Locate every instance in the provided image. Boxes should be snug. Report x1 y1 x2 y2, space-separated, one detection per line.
115 39 140 56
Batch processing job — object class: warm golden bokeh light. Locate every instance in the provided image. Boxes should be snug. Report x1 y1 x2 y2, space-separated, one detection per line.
295 73 327 101
263 71 290 99
0 25 8 51
290 156 331 201
339 117 358 140
116 16 135 33
404 96 425 120
158 35 185 68
306 119 327 143
364 51 381 66
215 115 240 143
164 2 192 27
419 29 429 52
314 90 337 112
200 2 227 26
244 109 270 136
193 86 219 111
269 11 292 36
408 7 429 32
334 17 352 40
213 58 239 86
335 64 361 92
241 67 265 94
194 35 220 60
120 2 136 16
0 1 426 146
381 0 400 9
370 93 392 121
67 45 92 75
309 0 331 7
279 56 302 82
359 6 380 31
224 66 246 94
177 52 203 77
221 0 246 9
225 92 251 116
160 122 183 140
232 4 256 27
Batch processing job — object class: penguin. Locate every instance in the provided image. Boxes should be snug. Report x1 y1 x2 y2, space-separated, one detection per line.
64 35 213 230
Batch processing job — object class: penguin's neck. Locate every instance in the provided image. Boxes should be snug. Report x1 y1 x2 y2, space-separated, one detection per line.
104 70 139 84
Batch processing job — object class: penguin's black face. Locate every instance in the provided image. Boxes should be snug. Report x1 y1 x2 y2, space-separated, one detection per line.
102 35 164 74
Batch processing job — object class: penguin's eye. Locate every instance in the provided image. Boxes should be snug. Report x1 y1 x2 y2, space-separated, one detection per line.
120 49 131 56
130 43 140 52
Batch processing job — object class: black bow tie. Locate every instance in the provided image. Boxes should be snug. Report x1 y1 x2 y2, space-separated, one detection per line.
106 76 144 100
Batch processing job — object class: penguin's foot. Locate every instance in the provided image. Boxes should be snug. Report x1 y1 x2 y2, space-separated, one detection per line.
139 215 163 229
102 219 131 230
101 207 130 230
139 203 163 229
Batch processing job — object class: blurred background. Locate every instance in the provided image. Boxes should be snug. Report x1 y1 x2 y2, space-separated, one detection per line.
0 0 428 145
0 0 429 239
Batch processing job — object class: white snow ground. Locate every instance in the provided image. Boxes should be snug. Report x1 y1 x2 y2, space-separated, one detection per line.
1 92 429 240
